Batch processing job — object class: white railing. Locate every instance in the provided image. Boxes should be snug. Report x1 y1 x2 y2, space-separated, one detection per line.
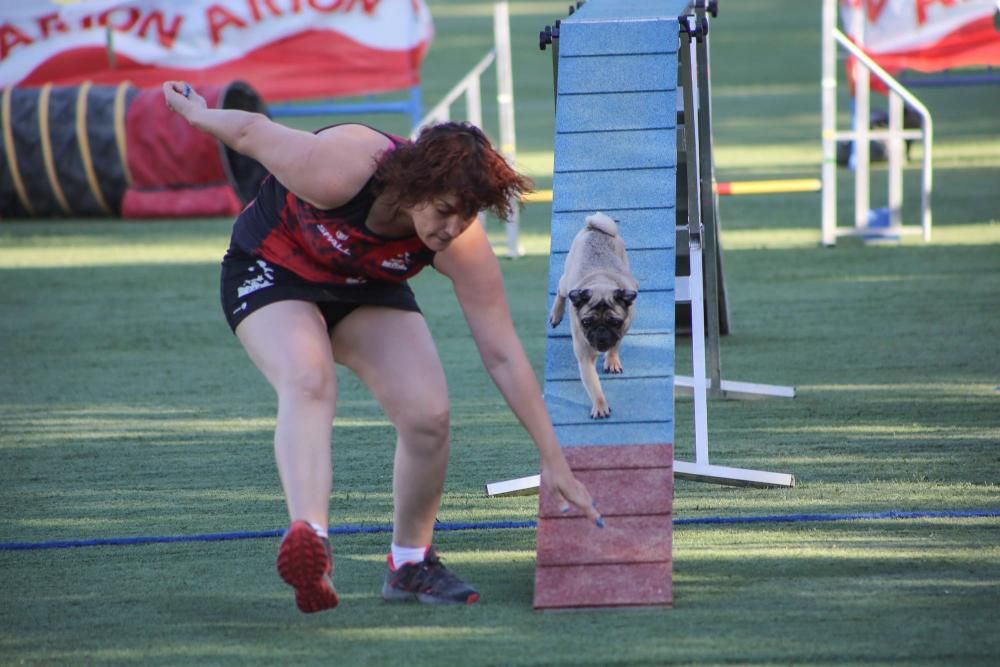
820 0 933 246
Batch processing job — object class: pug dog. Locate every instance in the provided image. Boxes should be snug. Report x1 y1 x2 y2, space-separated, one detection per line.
549 212 638 419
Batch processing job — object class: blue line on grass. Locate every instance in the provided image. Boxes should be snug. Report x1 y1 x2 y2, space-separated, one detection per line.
672 509 1000 525
1 511 997 551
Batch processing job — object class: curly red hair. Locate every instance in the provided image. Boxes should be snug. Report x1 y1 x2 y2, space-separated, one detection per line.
372 122 533 221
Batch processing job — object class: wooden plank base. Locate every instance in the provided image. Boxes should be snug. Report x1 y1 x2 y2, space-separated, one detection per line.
533 444 673 610
534 562 673 610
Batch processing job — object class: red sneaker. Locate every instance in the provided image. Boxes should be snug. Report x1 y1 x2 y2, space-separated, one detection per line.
276 521 339 613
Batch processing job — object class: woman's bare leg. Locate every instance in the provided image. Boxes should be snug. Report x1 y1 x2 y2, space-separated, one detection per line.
236 300 337 529
331 307 450 548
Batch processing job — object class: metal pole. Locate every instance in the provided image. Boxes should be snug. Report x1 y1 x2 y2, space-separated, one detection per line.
887 91 904 229
494 2 516 161
693 3 725 397
821 0 838 246
680 17 710 465
849 3 870 233
465 76 483 129
920 120 933 242
494 2 523 258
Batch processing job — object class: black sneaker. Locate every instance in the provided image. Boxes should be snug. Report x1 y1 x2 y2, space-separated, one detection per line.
382 548 479 605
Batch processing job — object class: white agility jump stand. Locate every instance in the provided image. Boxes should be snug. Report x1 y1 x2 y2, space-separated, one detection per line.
486 2 794 497
672 8 793 487
412 2 523 258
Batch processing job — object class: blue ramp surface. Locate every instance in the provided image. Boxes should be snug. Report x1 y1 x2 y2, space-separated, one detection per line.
545 0 684 447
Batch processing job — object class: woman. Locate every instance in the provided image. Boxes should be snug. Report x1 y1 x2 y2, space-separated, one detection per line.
162 81 601 612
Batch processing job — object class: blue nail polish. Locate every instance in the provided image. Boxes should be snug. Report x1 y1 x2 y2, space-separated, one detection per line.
595 517 605 528
560 506 570 514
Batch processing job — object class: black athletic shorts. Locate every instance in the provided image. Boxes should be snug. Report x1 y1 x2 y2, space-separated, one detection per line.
219 242 422 334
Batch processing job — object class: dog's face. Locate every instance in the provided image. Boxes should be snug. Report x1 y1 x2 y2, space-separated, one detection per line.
569 287 637 352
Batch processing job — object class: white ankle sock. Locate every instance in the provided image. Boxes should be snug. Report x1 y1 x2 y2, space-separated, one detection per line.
308 521 328 539
390 543 428 569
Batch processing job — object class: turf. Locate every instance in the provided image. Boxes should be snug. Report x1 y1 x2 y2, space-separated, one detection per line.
1 0 999 665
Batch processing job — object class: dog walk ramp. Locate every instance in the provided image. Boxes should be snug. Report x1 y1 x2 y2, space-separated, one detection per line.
489 0 795 501
534 0 685 611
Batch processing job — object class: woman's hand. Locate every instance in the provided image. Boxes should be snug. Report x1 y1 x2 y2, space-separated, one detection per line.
543 458 604 527
162 81 207 123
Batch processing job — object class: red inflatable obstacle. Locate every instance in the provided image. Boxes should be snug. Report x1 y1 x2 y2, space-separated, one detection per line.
0 80 267 219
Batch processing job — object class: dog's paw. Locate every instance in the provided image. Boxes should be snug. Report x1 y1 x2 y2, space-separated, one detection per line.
590 401 611 419
603 351 623 374
548 297 565 328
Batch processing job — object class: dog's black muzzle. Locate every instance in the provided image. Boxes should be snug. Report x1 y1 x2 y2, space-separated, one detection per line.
587 327 620 352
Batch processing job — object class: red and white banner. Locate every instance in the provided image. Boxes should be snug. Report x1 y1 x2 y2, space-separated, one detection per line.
841 0 1000 73
0 0 433 101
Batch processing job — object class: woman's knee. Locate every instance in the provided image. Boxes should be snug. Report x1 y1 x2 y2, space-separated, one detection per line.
396 401 451 455
277 364 336 404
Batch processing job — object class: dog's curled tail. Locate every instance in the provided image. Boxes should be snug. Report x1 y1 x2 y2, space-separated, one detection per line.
585 212 619 237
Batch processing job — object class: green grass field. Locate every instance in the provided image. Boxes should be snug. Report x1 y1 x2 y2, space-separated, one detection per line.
2 1 999 665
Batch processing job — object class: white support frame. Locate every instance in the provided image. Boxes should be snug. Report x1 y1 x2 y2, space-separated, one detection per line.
820 0 934 246
412 3 523 258
672 18 794 488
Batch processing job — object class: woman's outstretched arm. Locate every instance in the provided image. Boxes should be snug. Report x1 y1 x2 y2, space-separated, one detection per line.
161 81 390 209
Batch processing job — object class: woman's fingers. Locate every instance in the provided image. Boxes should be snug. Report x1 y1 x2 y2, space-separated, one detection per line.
555 482 604 527
162 81 205 120
162 81 198 102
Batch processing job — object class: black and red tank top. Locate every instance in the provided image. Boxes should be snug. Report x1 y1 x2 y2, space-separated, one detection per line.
231 129 436 286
